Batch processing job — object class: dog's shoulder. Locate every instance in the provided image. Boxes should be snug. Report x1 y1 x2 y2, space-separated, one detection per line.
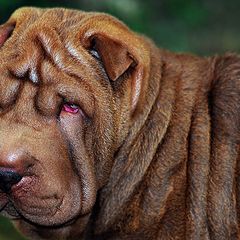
208 53 240 143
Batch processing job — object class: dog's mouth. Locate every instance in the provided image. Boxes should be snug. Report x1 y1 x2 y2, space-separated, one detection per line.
0 187 83 227
0 193 67 225
0 168 89 227
0 201 79 230
0 201 21 220
0 195 61 219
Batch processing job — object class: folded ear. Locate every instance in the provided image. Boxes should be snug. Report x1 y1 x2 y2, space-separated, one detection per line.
89 35 135 81
79 15 150 112
0 23 15 48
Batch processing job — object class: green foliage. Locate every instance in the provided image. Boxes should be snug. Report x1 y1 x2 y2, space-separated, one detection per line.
0 0 239 55
0 216 25 240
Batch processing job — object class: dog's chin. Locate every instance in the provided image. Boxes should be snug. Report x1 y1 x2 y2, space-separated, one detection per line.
13 212 91 240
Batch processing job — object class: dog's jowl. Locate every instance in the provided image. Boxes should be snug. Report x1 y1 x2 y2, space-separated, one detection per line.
0 7 240 240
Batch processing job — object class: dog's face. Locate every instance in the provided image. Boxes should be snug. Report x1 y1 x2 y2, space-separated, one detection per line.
0 7 149 237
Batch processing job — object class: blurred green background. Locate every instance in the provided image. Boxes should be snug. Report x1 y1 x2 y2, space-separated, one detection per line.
0 0 239 239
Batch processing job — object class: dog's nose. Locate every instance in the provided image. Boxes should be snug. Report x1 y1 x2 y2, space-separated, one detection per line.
0 148 34 172
0 170 22 193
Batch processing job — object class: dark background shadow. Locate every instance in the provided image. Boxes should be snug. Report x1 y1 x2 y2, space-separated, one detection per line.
0 0 239 239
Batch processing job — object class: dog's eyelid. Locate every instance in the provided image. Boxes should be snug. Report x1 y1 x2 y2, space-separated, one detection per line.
62 102 80 114
59 98 88 117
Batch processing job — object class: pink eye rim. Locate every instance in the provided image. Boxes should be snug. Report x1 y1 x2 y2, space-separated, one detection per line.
62 103 80 114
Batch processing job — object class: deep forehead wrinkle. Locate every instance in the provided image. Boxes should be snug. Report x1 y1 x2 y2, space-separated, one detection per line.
0 8 97 85
0 7 117 120
4 26 91 85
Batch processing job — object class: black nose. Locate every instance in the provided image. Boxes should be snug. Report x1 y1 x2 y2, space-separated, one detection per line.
0 170 22 193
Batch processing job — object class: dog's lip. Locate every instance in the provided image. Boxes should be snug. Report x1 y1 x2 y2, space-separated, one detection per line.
0 201 21 220
0 193 9 211
1 190 84 227
0 180 64 218
11 175 37 193
13 196 80 227
0 175 83 226
0 195 64 223
0 200 8 212
18 196 63 216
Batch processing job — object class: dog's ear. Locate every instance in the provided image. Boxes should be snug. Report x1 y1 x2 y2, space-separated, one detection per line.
0 23 15 48
88 34 135 81
79 15 150 112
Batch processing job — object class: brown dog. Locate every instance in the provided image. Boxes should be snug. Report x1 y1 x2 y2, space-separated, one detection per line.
0 7 240 240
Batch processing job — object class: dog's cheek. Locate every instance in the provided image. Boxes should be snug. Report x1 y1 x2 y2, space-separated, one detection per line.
59 112 82 136
59 112 97 214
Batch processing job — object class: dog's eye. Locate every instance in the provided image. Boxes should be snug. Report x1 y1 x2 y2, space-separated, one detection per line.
62 103 79 114
89 49 100 60
89 38 101 60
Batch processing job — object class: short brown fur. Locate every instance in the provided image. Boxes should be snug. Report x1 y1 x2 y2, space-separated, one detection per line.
0 7 239 240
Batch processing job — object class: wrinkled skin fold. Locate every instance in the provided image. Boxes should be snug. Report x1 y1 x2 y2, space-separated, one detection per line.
0 7 240 240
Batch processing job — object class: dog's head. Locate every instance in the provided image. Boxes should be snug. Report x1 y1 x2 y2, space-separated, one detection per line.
0 7 150 238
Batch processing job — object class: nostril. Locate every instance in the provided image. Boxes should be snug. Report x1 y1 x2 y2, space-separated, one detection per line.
0 170 22 193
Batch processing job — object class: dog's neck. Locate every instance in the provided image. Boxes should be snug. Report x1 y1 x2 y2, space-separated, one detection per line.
91 43 170 235
91 47 216 238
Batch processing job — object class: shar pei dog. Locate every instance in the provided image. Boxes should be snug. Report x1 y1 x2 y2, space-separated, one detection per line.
0 7 240 240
